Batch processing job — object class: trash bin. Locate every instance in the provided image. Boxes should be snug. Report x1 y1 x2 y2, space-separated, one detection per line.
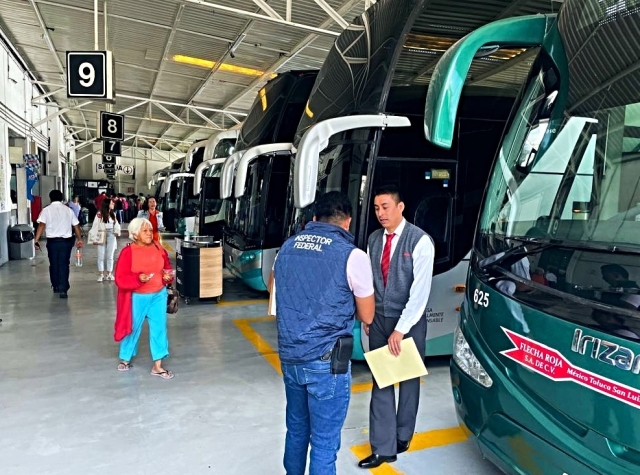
9 224 35 260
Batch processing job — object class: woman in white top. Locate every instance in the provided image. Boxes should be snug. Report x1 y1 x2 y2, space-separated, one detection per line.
89 198 121 282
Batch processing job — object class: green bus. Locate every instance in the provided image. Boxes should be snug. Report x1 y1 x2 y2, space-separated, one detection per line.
424 1 640 473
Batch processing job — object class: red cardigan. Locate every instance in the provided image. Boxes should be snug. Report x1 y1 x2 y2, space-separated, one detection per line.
113 243 173 342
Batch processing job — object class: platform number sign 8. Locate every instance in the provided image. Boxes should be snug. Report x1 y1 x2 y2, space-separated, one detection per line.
473 288 489 308
67 52 109 98
99 111 124 141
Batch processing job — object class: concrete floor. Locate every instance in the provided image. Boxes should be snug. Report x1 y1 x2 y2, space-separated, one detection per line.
0 234 503 475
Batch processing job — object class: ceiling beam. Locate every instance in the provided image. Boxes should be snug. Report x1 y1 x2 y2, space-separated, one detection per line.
34 0 173 30
313 0 350 29
180 0 341 37
27 0 93 137
155 6 263 142
251 0 283 20
134 4 185 138
177 0 362 143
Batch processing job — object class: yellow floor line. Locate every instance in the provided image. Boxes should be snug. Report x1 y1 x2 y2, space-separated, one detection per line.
234 316 374 393
218 299 269 307
350 425 469 474
352 382 374 393
350 444 403 475
406 426 469 452
234 318 282 375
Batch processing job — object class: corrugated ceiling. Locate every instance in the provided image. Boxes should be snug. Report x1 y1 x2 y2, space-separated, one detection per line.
0 0 558 153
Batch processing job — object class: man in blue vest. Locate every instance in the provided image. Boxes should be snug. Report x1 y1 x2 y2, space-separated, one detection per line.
272 191 375 475
358 185 434 469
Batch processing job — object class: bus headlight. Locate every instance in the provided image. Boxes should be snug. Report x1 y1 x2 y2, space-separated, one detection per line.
453 326 493 388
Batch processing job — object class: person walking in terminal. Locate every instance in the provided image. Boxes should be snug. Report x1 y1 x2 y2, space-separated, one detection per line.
89 198 121 282
114 218 175 379
34 189 84 299
358 185 434 469
137 197 164 242
271 191 375 475
67 195 81 219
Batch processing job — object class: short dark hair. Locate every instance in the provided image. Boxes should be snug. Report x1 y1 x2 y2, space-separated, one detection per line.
374 185 402 203
601 264 629 279
314 191 352 224
49 190 63 202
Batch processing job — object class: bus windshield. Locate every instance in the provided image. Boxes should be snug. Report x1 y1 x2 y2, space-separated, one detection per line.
477 47 640 337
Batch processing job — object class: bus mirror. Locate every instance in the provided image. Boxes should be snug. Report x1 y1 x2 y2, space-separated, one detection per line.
234 143 294 198
294 114 411 208
424 14 550 149
220 150 245 199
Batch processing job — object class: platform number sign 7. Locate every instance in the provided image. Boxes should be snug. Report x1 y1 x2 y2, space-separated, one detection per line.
103 140 121 156
99 111 124 141
67 51 113 99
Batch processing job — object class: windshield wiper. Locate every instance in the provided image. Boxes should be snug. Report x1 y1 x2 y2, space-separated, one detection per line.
478 236 640 270
478 240 553 270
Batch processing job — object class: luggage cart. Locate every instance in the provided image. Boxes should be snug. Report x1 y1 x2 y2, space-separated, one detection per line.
175 237 223 304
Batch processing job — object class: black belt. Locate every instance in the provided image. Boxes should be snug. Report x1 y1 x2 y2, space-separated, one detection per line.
320 349 332 361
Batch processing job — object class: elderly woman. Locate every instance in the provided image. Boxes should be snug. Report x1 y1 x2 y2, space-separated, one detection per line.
114 218 175 379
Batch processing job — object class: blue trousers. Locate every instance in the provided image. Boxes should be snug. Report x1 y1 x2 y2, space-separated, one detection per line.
281 360 351 475
119 288 169 362
46 237 75 291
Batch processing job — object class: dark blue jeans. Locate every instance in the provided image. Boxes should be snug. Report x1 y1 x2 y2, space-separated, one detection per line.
46 237 75 291
281 360 351 475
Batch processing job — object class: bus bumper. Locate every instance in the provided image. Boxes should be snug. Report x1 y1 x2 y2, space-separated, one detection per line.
450 349 614 475
224 246 267 291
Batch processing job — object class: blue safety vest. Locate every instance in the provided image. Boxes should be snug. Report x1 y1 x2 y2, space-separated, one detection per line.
274 221 357 364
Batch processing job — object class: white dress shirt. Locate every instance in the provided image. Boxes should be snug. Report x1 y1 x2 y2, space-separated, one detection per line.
376 218 435 335
37 202 79 238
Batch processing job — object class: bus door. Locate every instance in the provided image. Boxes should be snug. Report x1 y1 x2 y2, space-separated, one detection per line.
164 180 179 232
360 156 461 355
198 176 225 238
367 157 457 271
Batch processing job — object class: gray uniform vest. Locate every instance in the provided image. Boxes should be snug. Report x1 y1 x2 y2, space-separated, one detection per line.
368 222 427 319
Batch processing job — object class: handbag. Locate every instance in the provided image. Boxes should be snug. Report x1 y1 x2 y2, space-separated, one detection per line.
166 285 179 314
89 219 106 245
93 229 106 245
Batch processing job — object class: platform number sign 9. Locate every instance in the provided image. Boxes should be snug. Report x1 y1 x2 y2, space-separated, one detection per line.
99 111 124 141
66 51 114 100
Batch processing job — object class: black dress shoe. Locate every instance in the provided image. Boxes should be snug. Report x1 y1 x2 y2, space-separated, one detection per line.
397 439 411 454
59 291 68 299
51 285 59 293
358 454 397 469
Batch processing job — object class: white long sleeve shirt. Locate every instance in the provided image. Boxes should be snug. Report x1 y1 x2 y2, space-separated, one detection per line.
372 218 435 335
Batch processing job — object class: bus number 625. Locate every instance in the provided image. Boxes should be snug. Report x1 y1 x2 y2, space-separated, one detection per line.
473 289 489 308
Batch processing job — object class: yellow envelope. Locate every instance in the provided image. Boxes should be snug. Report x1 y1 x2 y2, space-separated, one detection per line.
363 337 428 388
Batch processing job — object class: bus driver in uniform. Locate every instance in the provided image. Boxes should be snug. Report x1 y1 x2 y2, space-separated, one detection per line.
34 189 84 299
359 185 434 469
271 191 375 475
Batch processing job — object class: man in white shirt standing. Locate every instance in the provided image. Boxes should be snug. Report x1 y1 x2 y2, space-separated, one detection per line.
358 185 434 470
34 190 83 299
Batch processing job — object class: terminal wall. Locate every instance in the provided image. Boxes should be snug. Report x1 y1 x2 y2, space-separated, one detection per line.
0 37 70 267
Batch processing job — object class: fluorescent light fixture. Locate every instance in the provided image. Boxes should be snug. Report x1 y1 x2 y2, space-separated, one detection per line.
259 87 267 111
173 54 265 77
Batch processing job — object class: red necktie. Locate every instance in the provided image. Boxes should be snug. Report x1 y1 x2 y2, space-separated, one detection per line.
381 233 395 287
